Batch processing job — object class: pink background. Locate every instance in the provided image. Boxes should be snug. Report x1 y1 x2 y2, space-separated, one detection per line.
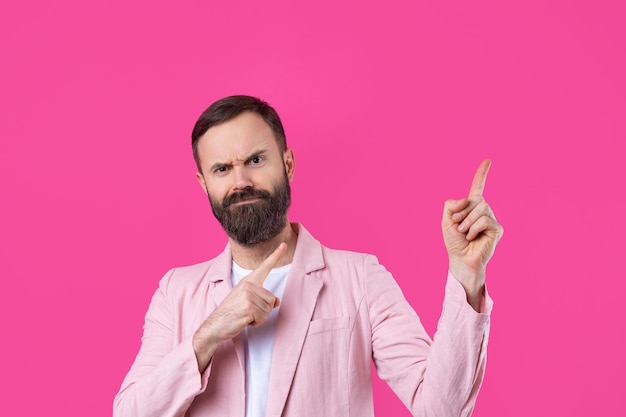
1 1 624 415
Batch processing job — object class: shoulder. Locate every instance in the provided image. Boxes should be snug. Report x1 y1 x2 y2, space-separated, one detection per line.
157 251 230 297
318 244 392 285
313 234 383 267
321 245 371 267
295 223 387 276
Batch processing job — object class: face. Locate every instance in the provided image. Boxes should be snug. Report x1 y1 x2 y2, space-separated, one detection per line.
195 111 295 246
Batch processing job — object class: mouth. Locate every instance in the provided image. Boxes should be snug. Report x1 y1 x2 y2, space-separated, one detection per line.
231 197 262 206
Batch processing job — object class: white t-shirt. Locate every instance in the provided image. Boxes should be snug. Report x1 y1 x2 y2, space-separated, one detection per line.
231 261 291 417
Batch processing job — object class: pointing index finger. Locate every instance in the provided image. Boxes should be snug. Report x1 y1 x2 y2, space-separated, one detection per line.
247 243 287 284
468 159 492 197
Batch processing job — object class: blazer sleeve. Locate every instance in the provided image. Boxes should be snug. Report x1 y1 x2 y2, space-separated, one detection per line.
113 269 213 417
366 255 492 417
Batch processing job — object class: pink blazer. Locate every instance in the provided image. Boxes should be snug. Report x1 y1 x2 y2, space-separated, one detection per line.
114 223 492 417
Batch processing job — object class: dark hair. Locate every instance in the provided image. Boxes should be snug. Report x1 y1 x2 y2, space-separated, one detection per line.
191 95 287 171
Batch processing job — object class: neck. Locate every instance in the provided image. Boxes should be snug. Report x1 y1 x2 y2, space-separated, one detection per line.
229 221 298 270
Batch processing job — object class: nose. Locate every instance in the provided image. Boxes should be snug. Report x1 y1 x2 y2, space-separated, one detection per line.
232 165 253 191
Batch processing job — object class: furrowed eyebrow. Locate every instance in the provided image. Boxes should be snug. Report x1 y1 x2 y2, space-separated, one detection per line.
245 150 268 162
209 162 231 172
209 149 269 172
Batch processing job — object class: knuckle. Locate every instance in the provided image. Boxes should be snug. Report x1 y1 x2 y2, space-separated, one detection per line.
242 313 255 325
241 299 255 312
253 313 267 326
469 196 482 205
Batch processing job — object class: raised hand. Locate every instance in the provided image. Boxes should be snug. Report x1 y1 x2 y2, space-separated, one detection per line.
192 243 287 371
442 160 503 309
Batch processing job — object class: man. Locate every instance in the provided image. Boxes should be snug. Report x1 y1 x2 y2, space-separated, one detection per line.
114 95 503 417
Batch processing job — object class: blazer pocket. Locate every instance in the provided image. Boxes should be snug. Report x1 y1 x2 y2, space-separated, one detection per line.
306 316 350 335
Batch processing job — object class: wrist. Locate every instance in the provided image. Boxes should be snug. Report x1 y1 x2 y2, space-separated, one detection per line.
192 320 224 373
193 318 224 350
448 260 486 311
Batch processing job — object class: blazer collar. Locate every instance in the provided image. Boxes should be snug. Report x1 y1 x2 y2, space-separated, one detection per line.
206 243 232 283
205 222 325 284
289 222 325 274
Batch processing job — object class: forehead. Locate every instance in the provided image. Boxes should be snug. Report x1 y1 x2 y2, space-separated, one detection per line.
197 111 280 164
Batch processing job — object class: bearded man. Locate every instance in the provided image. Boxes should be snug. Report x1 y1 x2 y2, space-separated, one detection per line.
114 95 503 417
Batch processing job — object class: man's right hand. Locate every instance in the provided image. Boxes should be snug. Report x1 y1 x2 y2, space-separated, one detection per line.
192 243 287 372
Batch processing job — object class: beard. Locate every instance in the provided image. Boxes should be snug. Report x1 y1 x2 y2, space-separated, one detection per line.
209 172 291 247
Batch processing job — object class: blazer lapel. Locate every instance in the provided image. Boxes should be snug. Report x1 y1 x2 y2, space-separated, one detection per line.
266 224 325 417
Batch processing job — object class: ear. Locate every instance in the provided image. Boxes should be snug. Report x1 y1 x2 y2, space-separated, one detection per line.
196 171 209 195
283 148 296 181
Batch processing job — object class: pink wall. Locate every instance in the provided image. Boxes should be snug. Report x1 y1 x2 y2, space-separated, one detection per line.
1 1 624 415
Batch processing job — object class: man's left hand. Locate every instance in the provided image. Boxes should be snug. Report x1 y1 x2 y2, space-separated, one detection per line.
442 159 504 311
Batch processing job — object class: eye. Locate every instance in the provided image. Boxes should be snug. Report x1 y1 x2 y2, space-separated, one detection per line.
214 166 229 176
248 155 265 165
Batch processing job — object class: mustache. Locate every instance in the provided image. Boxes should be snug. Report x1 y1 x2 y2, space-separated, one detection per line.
222 188 271 208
